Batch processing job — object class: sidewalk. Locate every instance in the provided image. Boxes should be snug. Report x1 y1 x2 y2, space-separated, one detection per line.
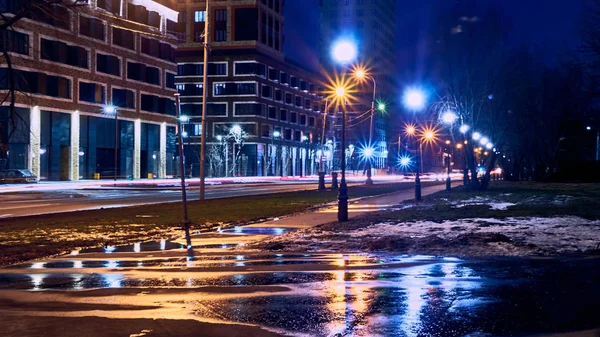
184 183 452 249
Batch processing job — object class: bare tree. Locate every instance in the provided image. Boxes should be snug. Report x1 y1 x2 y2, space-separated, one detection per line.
0 0 85 168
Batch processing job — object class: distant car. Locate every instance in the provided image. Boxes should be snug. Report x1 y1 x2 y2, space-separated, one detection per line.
0 169 38 183
402 173 416 180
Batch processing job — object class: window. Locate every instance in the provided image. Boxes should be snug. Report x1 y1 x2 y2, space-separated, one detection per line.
207 103 227 116
177 83 203 96
214 9 227 42
148 11 160 28
257 63 266 77
0 30 29 55
96 53 120 76
213 82 256 96
181 104 202 117
294 130 301 141
304 99 311 109
274 89 282 101
268 106 277 119
280 72 288 85
141 94 175 115
80 16 105 41
235 62 257 75
127 62 160 85
290 112 297 124
178 63 226 76
290 76 298 88
112 27 134 50
234 8 258 41
0 68 71 99
309 116 315 127
166 73 175 89
300 80 307 91
268 68 279 81
300 114 307 125
141 37 159 57
29 4 70 30
262 85 272 98
285 93 292 104
97 0 120 15
280 109 287 121
235 103 262 116
41 39 88 68
79 81 105 104
285 129 292 140
194 10 206 22
261 124 271 138
295 96 302 107
112 88 135 109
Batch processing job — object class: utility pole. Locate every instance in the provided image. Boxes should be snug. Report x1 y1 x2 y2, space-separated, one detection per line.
175 94 192 252
199 0 209 200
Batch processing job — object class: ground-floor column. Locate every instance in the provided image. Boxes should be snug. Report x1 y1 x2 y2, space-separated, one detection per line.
69 110 79 181
159 122 166 178
29 106 41 178
134 119 141 179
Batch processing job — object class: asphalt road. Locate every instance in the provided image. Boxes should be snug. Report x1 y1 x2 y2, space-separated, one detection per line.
0 180 409 218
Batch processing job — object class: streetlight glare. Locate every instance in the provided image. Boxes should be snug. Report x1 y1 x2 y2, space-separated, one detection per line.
587 126 592 130
399 156 412 168
331 39 357 64
355 69 365 79
336 87 345 97
486 143 493 150
441 111 458 125
180 115 189 122
302 135 309 141
472 132 481 141
402 88 426 111
232 125 242 134
104 106 116 114
378 103 386 111
273 131 281 138
362 147 374 158
480 137 489 146
216 135 223 141
405 124 416 136
459 124 470 134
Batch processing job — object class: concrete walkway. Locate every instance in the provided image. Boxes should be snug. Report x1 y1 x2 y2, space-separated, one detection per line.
183 183 452 248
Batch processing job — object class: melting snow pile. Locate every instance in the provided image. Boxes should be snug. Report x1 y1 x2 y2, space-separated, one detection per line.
258 216 600 257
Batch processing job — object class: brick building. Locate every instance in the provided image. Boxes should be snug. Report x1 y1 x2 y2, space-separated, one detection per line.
0 0 180 180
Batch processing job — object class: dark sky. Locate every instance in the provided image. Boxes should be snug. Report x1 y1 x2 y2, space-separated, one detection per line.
284 0 585 76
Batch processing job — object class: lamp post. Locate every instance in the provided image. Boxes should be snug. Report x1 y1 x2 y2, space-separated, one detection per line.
198 0 210 200
402 88 427 201
336 86 349 222
444 140 452 191
440 110 458 191
104 106 118 183
318 99 329 190
175 94 192 252
273 130 281 177
354 68 377 185
301 135 309 177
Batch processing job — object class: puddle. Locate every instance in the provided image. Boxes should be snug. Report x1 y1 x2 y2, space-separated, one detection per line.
79 240 184 254
219 227 291 235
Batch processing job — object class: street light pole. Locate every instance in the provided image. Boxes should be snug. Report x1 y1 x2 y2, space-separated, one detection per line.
175 94 192 252
318 99 329 190
415 139 422 201
114 109 118 183
199 0 210 200
446 141 452 191
365 75 376 185
338 99 348 222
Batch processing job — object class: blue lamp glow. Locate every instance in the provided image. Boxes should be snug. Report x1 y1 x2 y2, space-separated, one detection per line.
331 39 357 64
402 88 426 111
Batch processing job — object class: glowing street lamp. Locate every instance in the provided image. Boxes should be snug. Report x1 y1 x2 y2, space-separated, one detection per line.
486 142 493 150
179 115 189 123
459 124 469 134
479 137 489 146
441 110 458 125
405 124 416 136
378 102 386 111
331 39 357 64
472 132 481 141
402 88 426 111
399 156 411 168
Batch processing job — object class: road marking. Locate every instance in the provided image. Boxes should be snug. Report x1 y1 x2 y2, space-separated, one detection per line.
0 203 58 211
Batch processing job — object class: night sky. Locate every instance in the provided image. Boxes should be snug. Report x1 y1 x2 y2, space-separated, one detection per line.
284 0 585 78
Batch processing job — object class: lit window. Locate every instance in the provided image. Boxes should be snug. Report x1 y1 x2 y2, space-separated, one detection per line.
194 11 206 22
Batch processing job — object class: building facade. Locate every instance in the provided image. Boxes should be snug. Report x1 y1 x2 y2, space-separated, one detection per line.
0 0 180 180
173 0 331 177
319 0 397 169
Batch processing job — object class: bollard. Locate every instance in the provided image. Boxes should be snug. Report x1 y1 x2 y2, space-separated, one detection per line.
318 171 326 190
331 172 338 189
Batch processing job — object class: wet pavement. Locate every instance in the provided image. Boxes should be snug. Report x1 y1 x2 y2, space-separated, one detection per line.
1 186 599 336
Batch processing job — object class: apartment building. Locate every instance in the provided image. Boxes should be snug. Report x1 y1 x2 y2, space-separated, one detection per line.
172 0 331 177
0 0 179 180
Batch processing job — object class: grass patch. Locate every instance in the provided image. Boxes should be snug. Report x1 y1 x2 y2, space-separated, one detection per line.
325 181 600 230
0 182 436 266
